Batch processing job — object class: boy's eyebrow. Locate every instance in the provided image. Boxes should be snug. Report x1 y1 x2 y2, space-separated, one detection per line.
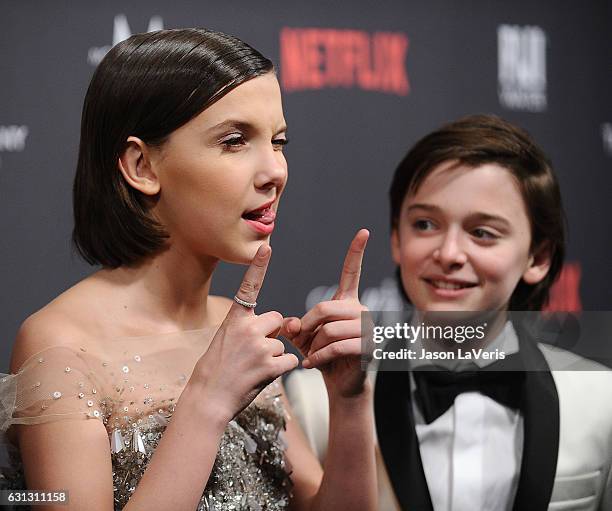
468 212 512 228
406 203 440 213
406 203 512 228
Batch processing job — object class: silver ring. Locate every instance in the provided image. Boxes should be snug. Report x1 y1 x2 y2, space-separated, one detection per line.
234 295 257 308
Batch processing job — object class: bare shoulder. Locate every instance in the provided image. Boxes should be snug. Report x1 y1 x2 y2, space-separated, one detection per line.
10 278 101 373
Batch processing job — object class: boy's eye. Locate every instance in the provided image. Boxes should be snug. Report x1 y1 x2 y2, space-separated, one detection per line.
413 219 436 231
472 228 498 240
272 137 289 151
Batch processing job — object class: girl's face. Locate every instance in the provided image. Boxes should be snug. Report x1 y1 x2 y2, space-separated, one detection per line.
150 73 288 263
391 161 549 312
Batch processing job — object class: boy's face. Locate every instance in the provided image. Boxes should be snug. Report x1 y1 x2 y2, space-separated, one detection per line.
391 161 550 312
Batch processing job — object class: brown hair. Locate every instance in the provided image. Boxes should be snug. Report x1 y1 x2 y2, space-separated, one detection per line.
389 114 566 311
73 28 274 268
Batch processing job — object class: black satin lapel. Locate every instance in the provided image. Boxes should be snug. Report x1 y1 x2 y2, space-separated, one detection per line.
512 321 560 511
375 367 433 511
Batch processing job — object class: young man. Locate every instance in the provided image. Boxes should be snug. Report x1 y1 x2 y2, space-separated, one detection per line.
287 115 612 510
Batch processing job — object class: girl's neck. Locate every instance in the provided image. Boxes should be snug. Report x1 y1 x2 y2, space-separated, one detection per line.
96 244 220 332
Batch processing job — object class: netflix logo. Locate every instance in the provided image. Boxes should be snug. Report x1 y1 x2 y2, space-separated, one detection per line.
280 28 409 95
544 262 582 312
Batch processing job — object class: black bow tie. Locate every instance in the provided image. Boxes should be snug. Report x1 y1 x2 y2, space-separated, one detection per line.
413 364 525 424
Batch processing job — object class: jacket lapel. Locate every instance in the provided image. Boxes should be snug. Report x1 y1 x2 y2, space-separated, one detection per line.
512 319 560 510
375 358 433 510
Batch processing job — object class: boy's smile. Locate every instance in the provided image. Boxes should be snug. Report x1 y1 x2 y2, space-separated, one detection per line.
391 160 550 312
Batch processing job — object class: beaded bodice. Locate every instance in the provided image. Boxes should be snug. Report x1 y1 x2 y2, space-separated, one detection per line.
0 329 292 510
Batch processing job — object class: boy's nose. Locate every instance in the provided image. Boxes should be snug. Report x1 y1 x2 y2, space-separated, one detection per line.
433 231 468 271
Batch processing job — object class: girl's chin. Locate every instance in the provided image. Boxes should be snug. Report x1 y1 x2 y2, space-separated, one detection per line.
226 241 271 265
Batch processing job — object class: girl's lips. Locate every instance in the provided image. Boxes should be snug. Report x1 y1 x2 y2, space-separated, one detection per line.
244 218 275 235
242 206 276 235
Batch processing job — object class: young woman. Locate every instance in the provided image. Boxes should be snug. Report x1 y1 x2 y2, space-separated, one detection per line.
0 29 376 510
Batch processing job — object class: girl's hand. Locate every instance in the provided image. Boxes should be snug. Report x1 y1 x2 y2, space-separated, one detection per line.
288 230 372 398
190 245 299 422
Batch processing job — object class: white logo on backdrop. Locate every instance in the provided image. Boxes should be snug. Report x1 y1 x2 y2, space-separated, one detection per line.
87 14 164 66
0 125 28 169
306 277 404 324
602 123 612 156
0 125 29 151
498 25 547 112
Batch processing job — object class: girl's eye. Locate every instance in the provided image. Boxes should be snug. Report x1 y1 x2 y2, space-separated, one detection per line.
272 138 289 150
413 219 436 231
221 134 246 150
472 228 498 240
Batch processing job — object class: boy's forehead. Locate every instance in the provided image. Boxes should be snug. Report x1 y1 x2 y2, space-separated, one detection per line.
401 162 529 222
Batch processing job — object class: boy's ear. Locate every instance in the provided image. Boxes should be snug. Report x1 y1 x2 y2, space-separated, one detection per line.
522 242 552 285
117 136 161 196
391 228 401 265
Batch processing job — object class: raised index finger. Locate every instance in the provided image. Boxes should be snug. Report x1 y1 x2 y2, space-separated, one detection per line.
334 229 369 300
227 244 271 318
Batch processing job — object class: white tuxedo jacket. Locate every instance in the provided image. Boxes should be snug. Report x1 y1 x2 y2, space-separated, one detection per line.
285 343 612 510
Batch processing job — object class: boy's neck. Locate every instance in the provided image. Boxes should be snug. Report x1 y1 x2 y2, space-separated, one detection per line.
413 309 511 353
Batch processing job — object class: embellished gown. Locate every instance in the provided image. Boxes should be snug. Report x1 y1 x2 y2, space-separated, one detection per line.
0 329 292 510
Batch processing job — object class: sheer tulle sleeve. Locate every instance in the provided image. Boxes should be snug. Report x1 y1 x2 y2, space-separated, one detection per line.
0 346 109 432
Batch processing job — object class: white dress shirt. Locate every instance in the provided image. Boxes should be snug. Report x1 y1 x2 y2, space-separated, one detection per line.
412 322 524 511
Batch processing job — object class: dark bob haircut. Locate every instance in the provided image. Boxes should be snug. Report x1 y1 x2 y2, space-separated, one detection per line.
389 114 566 311
73 28 274 267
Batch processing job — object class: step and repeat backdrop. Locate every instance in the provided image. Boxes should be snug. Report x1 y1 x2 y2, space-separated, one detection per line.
1 1 610 367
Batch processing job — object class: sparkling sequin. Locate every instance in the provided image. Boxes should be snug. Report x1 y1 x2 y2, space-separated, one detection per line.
122 366 130 373
109 399 291 510
38 358 44 363
0 346 290 511
134 355 141 362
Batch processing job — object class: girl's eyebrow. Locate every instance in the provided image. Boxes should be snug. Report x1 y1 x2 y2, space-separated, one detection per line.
206 119 252 135
206 119 287 136
406 203 511 227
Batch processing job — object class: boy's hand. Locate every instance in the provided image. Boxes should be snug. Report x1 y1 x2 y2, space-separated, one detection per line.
286 229 372 398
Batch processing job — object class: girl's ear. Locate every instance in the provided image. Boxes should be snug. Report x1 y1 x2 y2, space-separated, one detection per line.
117 136 161 195
522 242 552 285
391 228 401 265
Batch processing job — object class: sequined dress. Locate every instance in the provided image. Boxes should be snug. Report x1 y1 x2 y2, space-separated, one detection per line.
0 329 292 510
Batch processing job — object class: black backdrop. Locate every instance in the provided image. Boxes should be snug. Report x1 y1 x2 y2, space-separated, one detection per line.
1 0 610 368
